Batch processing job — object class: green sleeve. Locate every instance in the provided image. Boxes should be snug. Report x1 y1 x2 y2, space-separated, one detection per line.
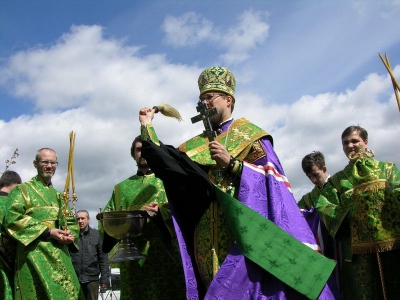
298 191 313 209
0 195 7 223
4 185 51 246
297 196 308 209
314 180 352 238
98 188 118 238
386 162 400 197
298 186 322 210
141 124 160 145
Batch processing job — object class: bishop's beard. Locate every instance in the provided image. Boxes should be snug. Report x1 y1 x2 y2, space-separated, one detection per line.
209 111 223 130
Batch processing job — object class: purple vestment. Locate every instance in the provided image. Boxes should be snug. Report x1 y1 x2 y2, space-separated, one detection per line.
171 120 340 299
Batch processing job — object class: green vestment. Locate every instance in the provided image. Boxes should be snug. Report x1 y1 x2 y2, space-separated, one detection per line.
298 186 322 210
4 176 83 300
309 156 400 299
0 193 13 300
100 173 185 300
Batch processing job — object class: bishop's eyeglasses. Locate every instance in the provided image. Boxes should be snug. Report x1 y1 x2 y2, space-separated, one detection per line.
200 93 225 103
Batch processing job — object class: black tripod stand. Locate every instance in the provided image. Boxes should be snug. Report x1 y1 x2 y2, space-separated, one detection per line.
99 267 120 300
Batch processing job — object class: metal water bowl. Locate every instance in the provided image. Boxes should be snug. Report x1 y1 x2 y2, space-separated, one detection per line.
102 210 148 262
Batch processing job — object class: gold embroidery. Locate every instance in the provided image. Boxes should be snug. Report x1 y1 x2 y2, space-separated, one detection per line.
181 118 270 165
226 127 251 152
42 220 56 229
183 141 211 162
141 124 160 146
243 140 266 163
349 148 375 161
352 238 400 254
353 179 386 195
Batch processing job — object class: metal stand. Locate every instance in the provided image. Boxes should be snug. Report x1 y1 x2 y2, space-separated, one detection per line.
101 288 119 300
99 267 119 300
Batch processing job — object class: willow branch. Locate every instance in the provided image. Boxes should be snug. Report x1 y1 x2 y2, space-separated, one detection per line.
379 53 400 112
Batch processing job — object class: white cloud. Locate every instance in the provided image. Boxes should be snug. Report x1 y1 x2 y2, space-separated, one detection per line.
219 10 270 65
161 12 215 47
161 10 270 64
271 66 400 199
1 24 400 229
0 25 199 120
352 0 400 21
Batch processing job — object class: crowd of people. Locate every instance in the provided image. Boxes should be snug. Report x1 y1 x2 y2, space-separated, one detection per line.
0 65 399 300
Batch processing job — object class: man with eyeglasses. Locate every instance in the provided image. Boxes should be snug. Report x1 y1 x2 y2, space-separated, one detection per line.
3 148 83 299
138 66 338 299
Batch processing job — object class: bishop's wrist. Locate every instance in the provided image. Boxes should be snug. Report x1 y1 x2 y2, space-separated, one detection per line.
225 156 243 175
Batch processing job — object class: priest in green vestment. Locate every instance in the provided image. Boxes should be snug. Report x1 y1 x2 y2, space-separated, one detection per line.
0 170 21 300
99 136 185 300
299 125 400 299
4 148 83 300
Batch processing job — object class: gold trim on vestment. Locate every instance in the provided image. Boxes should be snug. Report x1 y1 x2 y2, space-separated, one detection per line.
353 179 387 195
42 221 56 230
352 238 400 254
25 182 52 207
181 118 269 162
181 139 208 158
141 124 160 146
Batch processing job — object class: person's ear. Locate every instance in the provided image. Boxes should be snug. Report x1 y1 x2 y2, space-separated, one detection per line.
226 95 233 107
33 160 38 168
322 166 327 173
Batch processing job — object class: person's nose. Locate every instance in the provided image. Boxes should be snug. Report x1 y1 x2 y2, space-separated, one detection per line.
349 142 358 148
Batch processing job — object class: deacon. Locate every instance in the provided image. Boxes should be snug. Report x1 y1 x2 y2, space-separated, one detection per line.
99 136 185 299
